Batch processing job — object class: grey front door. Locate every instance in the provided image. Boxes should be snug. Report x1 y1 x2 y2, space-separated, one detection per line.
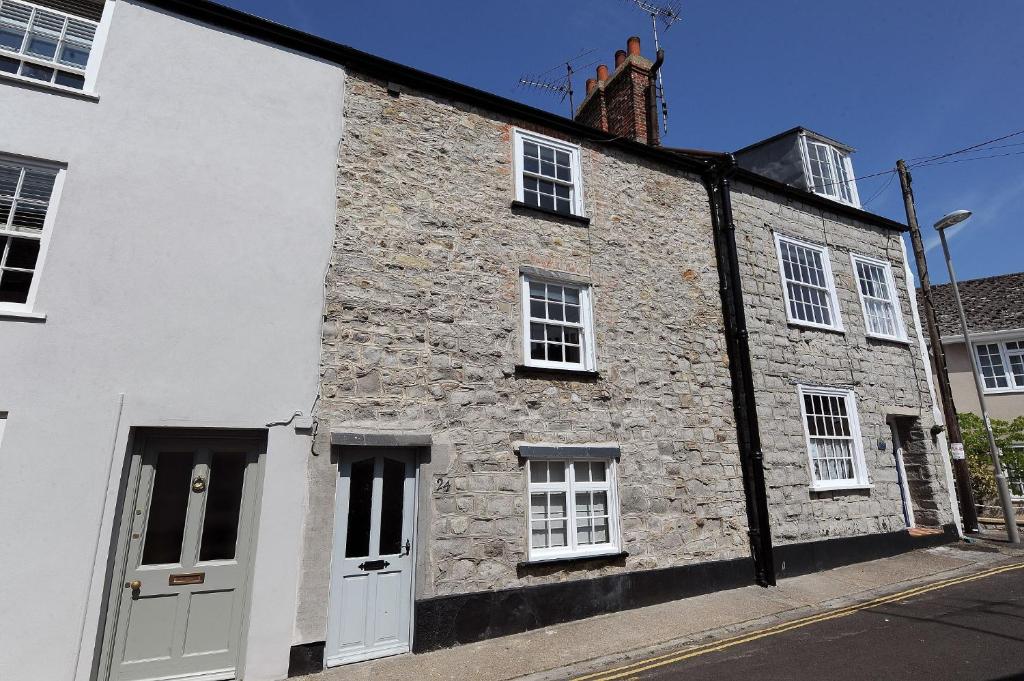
326 448 417 666
105 435 262 681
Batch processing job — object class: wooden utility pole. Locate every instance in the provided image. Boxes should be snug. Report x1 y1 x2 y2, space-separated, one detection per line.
897 159 980 533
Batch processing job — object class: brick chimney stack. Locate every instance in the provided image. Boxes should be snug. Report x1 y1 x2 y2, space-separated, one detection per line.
575 36 661 146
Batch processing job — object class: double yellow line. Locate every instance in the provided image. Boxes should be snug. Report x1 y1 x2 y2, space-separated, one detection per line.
573 561 1024 681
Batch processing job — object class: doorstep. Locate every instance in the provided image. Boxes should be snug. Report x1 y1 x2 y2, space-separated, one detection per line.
304 541 1022 681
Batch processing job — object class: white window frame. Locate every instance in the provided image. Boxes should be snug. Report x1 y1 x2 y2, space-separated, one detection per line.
521 274 597 372
0 0 102 92
0 155 64 319
511 127 585 217
800 135 861 208
850 253 907 341
774 233 844 332
974 338 1024 394
525 457 621 562
797 385 870 492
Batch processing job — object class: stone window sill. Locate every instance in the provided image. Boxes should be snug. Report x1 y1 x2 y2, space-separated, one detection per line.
0 71 99 101
0 308 46 322
517 550 628 569
514 364 600 380
866 334 911 347
810 483 873 493
510 201 590 226
787 321 846 336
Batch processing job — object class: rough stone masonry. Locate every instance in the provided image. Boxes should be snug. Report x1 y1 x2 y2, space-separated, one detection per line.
730 181 955 544
293 70 752 639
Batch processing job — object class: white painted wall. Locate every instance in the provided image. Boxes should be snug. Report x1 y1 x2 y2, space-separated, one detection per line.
0 2 344 679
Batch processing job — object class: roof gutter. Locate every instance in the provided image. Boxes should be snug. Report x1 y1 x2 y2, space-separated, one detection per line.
139 0 709 175
701 154 776 587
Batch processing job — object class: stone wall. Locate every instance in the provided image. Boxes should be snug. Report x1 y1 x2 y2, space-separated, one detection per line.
297 70 752 636
730 181 955 544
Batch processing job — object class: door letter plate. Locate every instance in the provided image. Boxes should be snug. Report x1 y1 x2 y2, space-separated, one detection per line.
169 572 206 586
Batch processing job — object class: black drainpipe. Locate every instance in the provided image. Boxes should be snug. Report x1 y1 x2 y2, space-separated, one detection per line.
702 156 776 587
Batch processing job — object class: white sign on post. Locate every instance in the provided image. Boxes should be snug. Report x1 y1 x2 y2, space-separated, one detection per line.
951 443 965 460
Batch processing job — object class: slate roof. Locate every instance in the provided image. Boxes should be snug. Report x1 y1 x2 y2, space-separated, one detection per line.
919 271 1024 337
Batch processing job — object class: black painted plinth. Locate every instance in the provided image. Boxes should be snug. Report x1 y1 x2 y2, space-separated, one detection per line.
287 641 325 677
412 556 754 653
774 524 958 579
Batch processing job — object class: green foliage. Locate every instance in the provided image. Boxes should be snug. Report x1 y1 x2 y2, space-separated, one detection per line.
958 413 1024 508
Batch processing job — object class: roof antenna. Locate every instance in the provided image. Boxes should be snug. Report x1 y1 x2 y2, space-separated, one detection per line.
624 0 681 135
518 48 598 118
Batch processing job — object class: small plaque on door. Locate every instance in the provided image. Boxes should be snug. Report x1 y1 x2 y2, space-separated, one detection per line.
168 572 206 586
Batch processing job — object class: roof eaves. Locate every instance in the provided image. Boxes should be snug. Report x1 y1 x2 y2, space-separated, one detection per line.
732 126 805 155
733 126 856 155
733 168 907 232
139 0 714 175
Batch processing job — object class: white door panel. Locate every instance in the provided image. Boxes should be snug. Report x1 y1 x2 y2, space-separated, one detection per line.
326 448 417 666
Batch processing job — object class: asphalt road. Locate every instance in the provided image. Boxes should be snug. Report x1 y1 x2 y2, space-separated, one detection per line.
583 564 1024 681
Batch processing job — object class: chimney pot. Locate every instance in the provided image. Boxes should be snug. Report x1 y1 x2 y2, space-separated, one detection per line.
627 36 641 56
596 64 609 81
614 49 627 68
585 78 597 95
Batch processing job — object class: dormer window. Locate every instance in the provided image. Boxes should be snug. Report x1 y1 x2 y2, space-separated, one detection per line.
802 136 860 207
0 0 98 90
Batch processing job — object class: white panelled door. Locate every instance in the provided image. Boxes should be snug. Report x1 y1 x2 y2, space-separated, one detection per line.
326 448 417 666
104 435 261 681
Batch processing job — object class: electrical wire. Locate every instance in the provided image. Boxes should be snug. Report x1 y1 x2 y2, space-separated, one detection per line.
906 127 1024 164
796 126 1024 193
910 149 1024 168
861 171 897 208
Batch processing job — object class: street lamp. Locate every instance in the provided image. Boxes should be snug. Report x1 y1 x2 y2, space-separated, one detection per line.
934 210 1020 543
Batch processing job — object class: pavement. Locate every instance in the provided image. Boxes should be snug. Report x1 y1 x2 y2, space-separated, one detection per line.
308 535 1024 681
597 562 1024 681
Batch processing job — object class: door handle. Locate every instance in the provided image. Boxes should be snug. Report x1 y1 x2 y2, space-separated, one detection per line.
401 539 411 556
125 580 141 591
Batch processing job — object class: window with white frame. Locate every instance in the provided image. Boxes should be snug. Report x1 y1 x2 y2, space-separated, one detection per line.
521 275 595 371
851 254 906 340
0 0 97 90
775 234 842 331
975 340 1024 392
527 458 619 560
512 129 584 217
803 137 859 207
0 158 58 305
798 386 868 489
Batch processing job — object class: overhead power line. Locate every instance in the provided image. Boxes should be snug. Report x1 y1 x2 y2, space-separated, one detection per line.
913 148 1024 166
814 126 1024 193
906 128 1024 164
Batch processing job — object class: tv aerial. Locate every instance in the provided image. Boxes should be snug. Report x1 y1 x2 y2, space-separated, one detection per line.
624 0 682 135
517 48 598 117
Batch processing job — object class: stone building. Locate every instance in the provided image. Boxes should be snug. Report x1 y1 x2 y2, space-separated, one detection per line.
296 39 760 671
0 0 963 678
291 35 961 675
730 133 961 560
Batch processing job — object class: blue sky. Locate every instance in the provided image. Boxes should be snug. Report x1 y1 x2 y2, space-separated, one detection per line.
227 0 1022 284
